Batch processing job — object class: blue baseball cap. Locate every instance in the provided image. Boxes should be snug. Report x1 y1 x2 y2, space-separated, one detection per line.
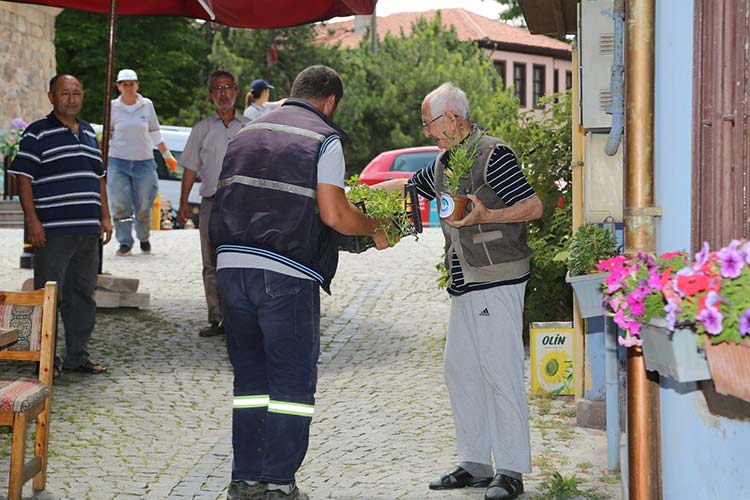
251 79 274 93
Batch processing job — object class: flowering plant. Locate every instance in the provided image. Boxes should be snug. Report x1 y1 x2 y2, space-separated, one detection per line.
0 118 27 160
444 125 484 196
667 240 750 345
598 251 691 347
599 240 750 347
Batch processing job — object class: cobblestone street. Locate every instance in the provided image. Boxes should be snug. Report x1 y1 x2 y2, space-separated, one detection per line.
0 228 621 500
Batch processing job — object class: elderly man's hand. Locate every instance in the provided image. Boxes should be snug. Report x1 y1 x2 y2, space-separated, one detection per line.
447 194 490 228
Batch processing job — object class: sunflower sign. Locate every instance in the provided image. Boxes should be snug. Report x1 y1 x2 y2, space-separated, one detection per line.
531 322 574 396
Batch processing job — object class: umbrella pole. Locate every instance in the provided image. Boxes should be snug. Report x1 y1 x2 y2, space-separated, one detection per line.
100 0 117 273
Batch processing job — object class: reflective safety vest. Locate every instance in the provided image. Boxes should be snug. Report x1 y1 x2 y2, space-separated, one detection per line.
210 98 345 293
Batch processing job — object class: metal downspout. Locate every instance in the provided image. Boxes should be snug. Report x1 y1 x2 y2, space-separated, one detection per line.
604 314 620 472
624 0 661 499
606 0 625 156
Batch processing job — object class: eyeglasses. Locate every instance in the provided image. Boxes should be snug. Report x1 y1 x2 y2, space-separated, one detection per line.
421 113 444 129
212 84 237 92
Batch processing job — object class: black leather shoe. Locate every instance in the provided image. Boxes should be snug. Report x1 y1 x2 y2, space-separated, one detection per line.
485 473 524 500
429 465 492 490
199 321 224 337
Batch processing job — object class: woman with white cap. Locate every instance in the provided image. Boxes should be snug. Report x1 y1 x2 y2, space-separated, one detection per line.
107 68 176 256
243 79 284 121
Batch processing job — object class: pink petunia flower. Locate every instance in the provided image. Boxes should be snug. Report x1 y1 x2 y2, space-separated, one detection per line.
697 306 723 335
740 308 750 337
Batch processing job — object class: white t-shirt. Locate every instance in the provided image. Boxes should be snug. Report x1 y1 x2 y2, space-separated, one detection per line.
108 94 164 161
243 102 276 121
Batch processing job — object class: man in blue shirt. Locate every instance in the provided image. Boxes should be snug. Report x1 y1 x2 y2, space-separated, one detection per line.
9 73 112 375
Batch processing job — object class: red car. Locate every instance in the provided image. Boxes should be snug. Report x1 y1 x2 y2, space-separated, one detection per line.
358 146 441 226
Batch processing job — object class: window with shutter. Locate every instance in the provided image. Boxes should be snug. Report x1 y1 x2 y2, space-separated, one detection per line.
692 0 750 251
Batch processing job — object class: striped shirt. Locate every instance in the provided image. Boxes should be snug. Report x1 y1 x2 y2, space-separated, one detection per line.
8 113 104 236
411 145 536 295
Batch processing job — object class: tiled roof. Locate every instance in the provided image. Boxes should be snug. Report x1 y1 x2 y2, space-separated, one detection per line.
314 8 572 53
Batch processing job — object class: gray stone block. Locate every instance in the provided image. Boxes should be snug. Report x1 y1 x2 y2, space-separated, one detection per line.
94 289 150 309
576 398 607 430
94 289 121 308
97 274 140 293
119 291 150 308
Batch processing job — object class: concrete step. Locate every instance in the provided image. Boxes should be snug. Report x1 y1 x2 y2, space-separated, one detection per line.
0 200 23 228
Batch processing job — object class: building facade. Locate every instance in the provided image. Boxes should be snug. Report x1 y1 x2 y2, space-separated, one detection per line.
315 9 573 113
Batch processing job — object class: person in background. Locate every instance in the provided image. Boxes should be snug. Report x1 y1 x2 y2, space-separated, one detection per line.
211 65 391 500
9 74 112 375
243 79 283 121
177 70 249 338
107 68 177 256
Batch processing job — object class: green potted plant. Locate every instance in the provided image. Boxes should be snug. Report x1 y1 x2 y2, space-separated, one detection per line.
340 177 420 253
439 126 483 223
563 224 617 318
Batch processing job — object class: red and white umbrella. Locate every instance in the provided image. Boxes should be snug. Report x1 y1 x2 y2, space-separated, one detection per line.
4 0 377 159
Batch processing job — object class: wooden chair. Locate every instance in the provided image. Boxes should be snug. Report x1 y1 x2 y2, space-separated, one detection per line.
0 282 57 500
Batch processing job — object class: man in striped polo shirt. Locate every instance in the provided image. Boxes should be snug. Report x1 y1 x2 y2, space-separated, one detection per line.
10 74 112 375
377 83 543 500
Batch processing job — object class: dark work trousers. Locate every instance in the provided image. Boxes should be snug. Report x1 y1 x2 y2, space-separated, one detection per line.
218 267 320 485
33 234 99 370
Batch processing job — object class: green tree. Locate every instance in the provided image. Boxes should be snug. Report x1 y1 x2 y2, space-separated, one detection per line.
171 23 347 125
55 11 207 126
335 14 517 175
494 92 574 327
494 0 524 24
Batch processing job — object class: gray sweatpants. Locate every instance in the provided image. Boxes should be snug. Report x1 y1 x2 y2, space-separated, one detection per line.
444 283 532 474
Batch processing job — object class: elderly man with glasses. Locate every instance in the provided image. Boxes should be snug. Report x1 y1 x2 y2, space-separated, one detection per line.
378 82 543 500
177 70 249 338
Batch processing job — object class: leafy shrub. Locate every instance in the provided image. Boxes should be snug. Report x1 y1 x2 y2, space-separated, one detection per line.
567 224 618 277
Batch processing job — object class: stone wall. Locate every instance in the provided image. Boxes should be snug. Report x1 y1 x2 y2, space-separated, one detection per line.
0 2 61 130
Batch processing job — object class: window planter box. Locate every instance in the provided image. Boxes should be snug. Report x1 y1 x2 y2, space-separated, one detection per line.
565 271 607 318
640 319 711 383
704 341 750 402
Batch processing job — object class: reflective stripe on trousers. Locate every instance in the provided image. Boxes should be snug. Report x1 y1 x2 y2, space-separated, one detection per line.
233 395 315 418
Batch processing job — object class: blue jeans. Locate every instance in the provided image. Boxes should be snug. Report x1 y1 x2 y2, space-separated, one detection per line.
107 156 158 248
218 268 320 484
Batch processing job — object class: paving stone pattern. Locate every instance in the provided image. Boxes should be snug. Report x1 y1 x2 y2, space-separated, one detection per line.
0 228 621 500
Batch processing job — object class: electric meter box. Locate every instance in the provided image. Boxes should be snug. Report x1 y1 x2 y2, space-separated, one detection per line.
584 132 623 223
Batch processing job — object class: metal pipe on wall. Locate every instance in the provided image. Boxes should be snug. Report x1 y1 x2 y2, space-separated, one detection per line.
624 0 661 498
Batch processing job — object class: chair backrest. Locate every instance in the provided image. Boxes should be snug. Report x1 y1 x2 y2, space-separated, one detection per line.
0 283 57 387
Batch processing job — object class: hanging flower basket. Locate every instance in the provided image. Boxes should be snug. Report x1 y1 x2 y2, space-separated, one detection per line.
704 341 750 401
640 318 710 383
565 271 607 318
